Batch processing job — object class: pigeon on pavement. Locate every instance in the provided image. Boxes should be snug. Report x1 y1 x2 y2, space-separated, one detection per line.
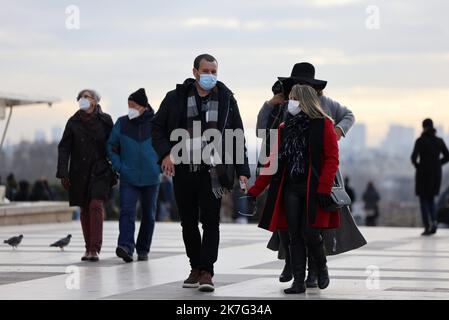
50 234 72 251
3 235 23 249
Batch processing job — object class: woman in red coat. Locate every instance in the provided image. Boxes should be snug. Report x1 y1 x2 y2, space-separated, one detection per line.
247 84 340 294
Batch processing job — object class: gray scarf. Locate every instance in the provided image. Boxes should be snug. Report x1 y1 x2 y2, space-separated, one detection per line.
186 86 227 198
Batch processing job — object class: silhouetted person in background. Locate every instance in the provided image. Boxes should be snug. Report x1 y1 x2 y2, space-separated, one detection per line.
5 173 18 200
411 118 449 236
41 178 56 200
344 177 356 211
14 180 31 201
363 182 380 226
30 179 53 201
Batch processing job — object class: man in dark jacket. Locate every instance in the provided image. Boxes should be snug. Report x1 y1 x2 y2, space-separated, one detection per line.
411 118 449 236
57 89 114 262
151 54 250 292
108 88 161 262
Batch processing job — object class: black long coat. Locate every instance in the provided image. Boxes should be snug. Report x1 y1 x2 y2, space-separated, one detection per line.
411 130 449 197
57 106 114 207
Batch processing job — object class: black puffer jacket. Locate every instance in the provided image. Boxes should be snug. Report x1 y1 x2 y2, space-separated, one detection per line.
57 106 114 207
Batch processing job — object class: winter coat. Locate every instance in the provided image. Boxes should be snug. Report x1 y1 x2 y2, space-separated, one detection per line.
256 95 354 167
107 108 160 187
411 130 449 196
151 78 251 186
248 117 340 231
56 106 114 207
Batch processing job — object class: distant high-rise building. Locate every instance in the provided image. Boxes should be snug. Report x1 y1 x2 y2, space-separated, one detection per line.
340 123 366 153
51 127 63 142
382 124 415 155
34 129 47 143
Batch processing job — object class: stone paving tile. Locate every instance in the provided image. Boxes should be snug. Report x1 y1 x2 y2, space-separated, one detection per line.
0 221 448 300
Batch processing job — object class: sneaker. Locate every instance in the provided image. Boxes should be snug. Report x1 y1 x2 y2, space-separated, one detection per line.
198 271 215 292
116 246 133 263
88 252 99 262
183 269 201 288
81 252 89 261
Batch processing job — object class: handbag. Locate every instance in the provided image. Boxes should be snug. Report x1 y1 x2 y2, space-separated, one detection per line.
326 169 352 212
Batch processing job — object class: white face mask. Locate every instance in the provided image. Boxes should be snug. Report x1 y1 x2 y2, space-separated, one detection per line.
78 98 91 110
287 100 301 116
128 108 141 120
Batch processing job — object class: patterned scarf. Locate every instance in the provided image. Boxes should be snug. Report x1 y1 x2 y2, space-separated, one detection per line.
280 112 310 179
186 86 227 199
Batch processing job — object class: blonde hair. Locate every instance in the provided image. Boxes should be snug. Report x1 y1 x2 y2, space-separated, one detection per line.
289 85 333 122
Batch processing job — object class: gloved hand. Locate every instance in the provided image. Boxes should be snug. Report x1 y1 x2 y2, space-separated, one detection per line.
317 193 333 209
61 177 71 190
237 193 257 217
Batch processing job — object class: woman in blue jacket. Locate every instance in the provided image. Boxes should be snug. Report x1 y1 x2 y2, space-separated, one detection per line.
108 88 161 262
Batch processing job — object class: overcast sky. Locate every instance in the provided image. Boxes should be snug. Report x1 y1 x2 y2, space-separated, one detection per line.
1 0 448 146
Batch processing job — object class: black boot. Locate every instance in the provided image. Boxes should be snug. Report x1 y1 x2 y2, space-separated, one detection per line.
305 255 318 288
309 242 330 290
430 223 437 234
279 231 293 282
317 266 330 289
284 244 306 294
279 262 293 283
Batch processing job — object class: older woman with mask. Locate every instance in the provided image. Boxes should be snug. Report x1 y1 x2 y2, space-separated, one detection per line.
57 89 114 262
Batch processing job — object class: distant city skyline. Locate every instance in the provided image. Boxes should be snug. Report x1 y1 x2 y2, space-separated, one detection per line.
16 121 449 148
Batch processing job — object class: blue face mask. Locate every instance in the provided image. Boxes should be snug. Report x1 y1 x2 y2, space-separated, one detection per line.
198 74 217 91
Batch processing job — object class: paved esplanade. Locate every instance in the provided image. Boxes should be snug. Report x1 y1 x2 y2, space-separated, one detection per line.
0 222 448 299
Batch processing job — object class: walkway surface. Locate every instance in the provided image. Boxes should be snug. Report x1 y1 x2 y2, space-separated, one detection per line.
0 221 448 300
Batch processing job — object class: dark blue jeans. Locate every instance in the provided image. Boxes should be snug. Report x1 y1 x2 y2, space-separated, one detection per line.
419 195 436 230
118 182 159 255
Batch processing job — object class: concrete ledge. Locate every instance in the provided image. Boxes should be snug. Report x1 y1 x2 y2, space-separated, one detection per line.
0 202 74 226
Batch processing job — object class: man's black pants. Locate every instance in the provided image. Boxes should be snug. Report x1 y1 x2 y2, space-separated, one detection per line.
173 167 221 276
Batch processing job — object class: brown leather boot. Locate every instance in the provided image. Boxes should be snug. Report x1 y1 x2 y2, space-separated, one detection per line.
198 271 215 292
182 269 201 288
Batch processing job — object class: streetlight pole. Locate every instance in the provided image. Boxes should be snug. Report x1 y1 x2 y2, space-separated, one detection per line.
0 106 13 152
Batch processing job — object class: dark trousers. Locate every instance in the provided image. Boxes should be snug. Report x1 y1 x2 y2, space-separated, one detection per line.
118 182 160 255
173 168 221 276
80 199 104 253
278 230 317 273
419 195 436 229
283 183 326 276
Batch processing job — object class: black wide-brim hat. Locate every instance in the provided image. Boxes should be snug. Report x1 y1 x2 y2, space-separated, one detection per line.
278 62 327 90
